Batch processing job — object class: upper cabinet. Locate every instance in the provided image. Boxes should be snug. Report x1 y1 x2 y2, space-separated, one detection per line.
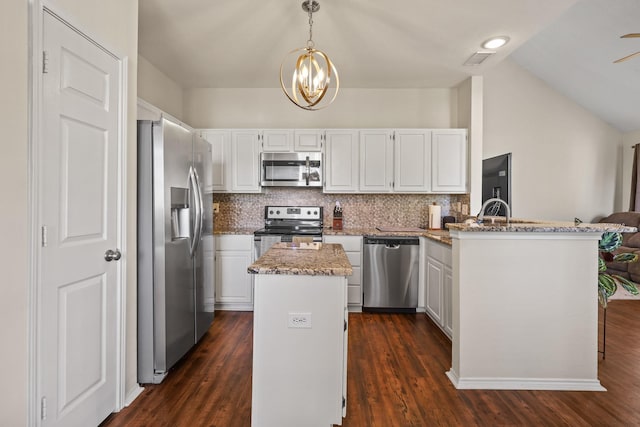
201 129 261 193
200 127 467 195
394 130 431 193
324 130 359 193
262 129 294 152
294 129 323 152
261 129 322 152
200 130 231 193
431 129 468 193
231 130 262 193
359 130 394 192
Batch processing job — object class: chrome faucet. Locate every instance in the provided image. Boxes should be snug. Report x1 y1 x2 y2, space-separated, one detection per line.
477 198 511 224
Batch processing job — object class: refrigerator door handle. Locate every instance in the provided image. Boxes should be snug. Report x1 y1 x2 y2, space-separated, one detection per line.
192 167 205 253
188 166 202 257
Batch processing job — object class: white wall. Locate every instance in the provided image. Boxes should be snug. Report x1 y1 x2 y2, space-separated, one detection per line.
0 2 138 424
0 2 29 425
456 76 484 214
138 55 184 121
184 87 456 128
621 130 640 211
483 59 622 222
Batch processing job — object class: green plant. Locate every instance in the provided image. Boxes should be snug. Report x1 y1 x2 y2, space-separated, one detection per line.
598 232 640 308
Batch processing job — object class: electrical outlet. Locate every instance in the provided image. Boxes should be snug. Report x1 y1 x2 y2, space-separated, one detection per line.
288 312 312 328
461 204 469 215
453 202 461 212
213 202 220 214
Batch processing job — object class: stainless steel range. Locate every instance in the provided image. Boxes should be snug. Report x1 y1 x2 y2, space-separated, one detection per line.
254 206 324 259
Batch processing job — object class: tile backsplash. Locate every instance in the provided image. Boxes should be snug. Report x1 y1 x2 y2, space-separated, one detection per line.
213 188 470 230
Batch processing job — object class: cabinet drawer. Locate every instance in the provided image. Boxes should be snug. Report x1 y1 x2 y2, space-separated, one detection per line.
347 266 361 285
324 235 362 252
426 240 452 266
217 234 252 251
347 285 362 304
345 252 361 267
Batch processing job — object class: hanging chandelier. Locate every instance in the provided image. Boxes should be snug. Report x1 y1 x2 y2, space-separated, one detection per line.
280 0 339 111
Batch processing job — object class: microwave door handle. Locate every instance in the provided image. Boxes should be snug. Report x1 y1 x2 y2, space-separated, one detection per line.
305 156 310 186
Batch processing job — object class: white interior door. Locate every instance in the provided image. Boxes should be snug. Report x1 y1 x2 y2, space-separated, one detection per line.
39 11 122 426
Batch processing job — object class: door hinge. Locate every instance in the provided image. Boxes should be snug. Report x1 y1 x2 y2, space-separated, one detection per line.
41 225 48 247
344 319 347 332
42 51 49 74
41 396 47 420
342 396 346 409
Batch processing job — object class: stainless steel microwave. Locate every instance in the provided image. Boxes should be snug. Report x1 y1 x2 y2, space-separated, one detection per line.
260 152 322 187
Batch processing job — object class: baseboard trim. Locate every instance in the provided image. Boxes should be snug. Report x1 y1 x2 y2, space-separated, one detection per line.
446 370 606 391
124 385 145 407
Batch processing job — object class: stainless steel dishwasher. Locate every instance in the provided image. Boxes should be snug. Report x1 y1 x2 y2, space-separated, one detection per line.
363 236 420 312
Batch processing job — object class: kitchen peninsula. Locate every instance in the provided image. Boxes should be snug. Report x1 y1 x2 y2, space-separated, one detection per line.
446 220 636 391
248 242 352 426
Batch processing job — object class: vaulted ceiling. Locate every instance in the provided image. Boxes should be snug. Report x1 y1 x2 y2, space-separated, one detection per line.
138 0 640 132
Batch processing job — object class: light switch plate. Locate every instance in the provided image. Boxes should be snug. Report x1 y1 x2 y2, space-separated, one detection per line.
213 202 220 213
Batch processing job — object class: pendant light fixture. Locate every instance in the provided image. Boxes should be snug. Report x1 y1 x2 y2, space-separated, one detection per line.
280 0 339 110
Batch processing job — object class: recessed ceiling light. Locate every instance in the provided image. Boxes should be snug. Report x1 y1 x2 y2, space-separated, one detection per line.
482 36 510 49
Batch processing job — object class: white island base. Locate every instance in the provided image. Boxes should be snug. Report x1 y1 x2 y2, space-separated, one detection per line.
446 230 606 391
252 275 348 427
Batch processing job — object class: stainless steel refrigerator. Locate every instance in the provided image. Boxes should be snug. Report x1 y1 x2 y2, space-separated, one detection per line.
137 118 214 384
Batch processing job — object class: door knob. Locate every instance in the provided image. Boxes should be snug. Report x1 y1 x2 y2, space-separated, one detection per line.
104 249 122 262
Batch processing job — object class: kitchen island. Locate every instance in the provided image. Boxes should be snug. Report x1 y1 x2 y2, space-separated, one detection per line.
248 242 352 427
446 220 635 391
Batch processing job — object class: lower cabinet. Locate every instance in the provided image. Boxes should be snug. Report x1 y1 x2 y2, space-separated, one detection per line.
323 235 363 310
423 238 453 339
215 234 254 311
202 235 216 313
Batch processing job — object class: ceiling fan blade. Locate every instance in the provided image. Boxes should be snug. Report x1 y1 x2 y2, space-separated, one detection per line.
621 33 640 38
614 51 640 63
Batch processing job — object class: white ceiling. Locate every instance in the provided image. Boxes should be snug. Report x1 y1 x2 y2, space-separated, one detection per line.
138 0 640 132
510 0 640 133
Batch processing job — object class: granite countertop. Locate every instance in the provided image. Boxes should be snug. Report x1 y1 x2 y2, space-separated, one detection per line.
248 242 353 276
447 218 637 233
214 227 257 235
325 227 452 245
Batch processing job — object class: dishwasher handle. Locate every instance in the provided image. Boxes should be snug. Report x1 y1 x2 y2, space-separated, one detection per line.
364 236 420 246
385 244 400 249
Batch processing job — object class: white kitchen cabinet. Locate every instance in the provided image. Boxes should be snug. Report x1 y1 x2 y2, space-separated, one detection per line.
443 265 453 337
231 130 261 193
359 130 394 192
431 129 468 193
262 129 293 152
200 130 232 192
215 234 254 311
394 129 431 193
423 238 452 339
324 130 359 193
294 129 323 151
202 235 216 312
324 235 363 309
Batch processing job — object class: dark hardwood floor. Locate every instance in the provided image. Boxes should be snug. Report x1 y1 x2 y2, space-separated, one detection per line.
102 301 640 427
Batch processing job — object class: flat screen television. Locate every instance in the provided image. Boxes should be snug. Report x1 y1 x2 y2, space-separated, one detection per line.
482 153 512 216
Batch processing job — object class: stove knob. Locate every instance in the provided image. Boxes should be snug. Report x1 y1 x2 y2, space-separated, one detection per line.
269 210 274 215
276 210 280 215
307 210 311 215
